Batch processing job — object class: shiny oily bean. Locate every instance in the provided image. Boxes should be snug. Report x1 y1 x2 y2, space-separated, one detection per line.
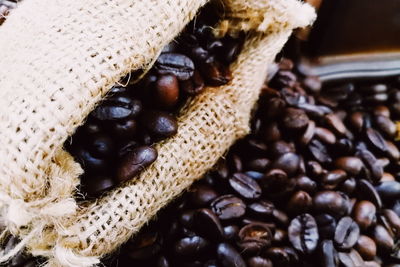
321 169 347 190
338 249 364 267
366 128 388 153
288 213 319 254
352 200 376 230
334 156 363 176
248 200 274 218
116 146 158 182
315 214 337 239
155 74 179 109
355 235 376 261
295 175 317 194
375 115 396 137
237 223 272 253
286 190 312 215
382 209 400 238
334 216 360 250
315 127 336 144
228 173 261 199
156 53 195 80
216 243 246 267
282 107 309 130
246 257 273 267
373 224 394 252
375 181 400 202
173 236 210 257
211 195 246 220
189 184 218 207
325 113 347 135
356 149 383 182
308 139 332 164
271 152 300 176
357 179 382 209
142 111 178 138
300 120 315 145
319 239 338 267
193 208 224 240
313 191 349 218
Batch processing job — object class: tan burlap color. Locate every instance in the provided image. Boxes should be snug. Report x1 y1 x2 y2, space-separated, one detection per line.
0 0 315 266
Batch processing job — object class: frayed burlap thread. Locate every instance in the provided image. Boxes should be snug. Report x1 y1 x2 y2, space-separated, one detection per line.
0 0 315 265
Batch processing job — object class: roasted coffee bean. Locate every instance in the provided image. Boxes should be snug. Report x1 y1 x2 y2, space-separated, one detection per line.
261 169 288 191
272 209 289 227
286 191 312 215
300 120 315 145
319 239 338 267
334 216 360 250
355 235 377 261
180 70 205 95
315 127 336 144
173 236 210 257
74 148 109 173
246 158 271 172
155 74 179 109
306 160 323 177
179 210 195 228
216 243 246 267
156 53 195 80
193 208 224 240
269 141 295 157
356 149 383 181
248 200 274 218
211 195 246 220
89 134 115 158
338 249 364 267
282 108 309 130
112 119 138 139
325 113 347 135
315 214 337 239
334 156 363 176
228 173 261 199
313 191 349 218
295 175 317 193
246 256 273 267
265 247 295 266
81 176 115 197
375 115 396 137
386 140 400 160
237 223 272 253
372 224 394 252
189 184 218 207
321 169 347 190
273 228 287 244
142 111 178 138
200 60 232 86
381 209 400 238
288 214 319 254
126 231 162 260
116 146 157 182
349 111 365 132
352 200 376 230
366 128 388 153
375 181 400 202
339 177 357 195
357 179 383 209
223 225 239 240
271 152 300 176
308 139 332 164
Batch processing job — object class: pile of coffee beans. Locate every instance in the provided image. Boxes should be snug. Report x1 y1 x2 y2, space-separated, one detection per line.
97 58 400 267
64 4 244 198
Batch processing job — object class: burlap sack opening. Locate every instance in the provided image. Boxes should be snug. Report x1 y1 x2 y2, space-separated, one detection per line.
0 0 315 266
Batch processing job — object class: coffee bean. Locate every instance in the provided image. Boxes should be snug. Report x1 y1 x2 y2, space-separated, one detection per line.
366 128 388 153
349 111 365 132
308 139 332 164
338 249 364 267
74 148 109 173
386 140 400 160
273 228 287 244
352 200 376 230
173 236 210 257
321 169 347 190
156 53 195 80
112 119 138 139
223 225 239 240
248 200 274 218
272 152 300 176
246 256 273 267
211 195 246 220
228 173 261 199
89 134 115 158
315 127 336 145
381 209 400 238
355 235 376 261
319 239 338 267
286 191 312 215
265 247 295 266
272 209 289 227
339 177 357 195
373 224 394 252
315 214 337 239
179 210 195 228
126 231 162 260
237 223 272 253
189 184 218 207
375 115 396 137
288 214 319 254
282 108 309 130
216 243 246 267
180 70 205 95
116 146 158 182
357 179 383 209
373 105 390 117
155 74 179 109
269 141 295 157
313 191 349 218
375 181 400 202
300 120 315 145
261 169 288 191
142 110 178 138
306 160 323 177
325 113 347 135
246 158 271 172
334 157 363 176
295 175 317 193
334 216 360 250
356 149 383 182
81 176 115 197
193 208 224 240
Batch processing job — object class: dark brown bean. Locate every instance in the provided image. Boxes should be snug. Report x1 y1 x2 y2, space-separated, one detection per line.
334 216 360 250
313 191 349 218
116 146 157 182
375 181 400 202
193 208 224 240
142 111 178 138
315 127 336 144
325 113 347 135
271 152 300 176
173 236 210 257
366 128 388 152
372 224 394 252
321 169 347 190
338 249 364 267
352 200 376 231
308 139 332 164
319 239 338 267
229 173 261 199
282 108 309 130
357 179 383 209
216 243 246 267
155 74 179 109
237 223 272 253
288 213 319 254
156 53 195 80
334 156 363 176
355 235 376 261
286 191 312 215
211 195 246 220
246 256 273 267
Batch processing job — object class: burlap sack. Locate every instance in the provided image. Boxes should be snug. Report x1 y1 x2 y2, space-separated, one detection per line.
0 0 315 266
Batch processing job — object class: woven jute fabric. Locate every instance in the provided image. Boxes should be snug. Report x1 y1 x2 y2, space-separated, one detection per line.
0 0 315 265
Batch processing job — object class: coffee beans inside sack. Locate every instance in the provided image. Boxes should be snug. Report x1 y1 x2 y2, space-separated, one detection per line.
0 0 315 265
